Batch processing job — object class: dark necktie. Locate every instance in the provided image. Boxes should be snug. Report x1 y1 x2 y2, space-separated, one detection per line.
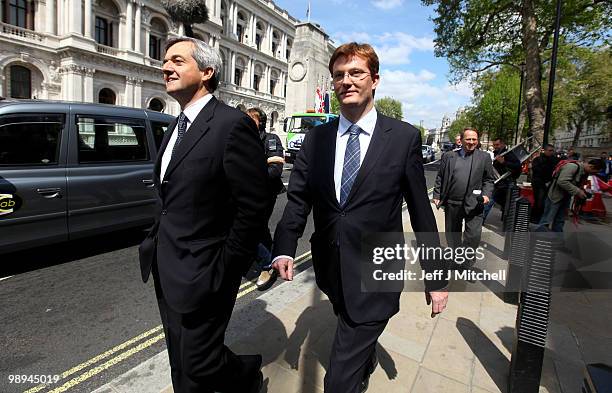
340 124 362 207
172 112 188 157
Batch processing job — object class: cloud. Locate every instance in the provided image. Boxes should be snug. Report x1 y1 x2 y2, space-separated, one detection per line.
376 70 473 128
375 32 435 65
330 31 434 65
371 0 404 10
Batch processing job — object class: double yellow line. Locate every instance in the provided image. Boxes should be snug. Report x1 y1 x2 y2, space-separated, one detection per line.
24 251 312 393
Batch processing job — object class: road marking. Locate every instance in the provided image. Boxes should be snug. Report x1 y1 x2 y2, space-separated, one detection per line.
23 325 164 393
26 251 313 393
0 275 13 282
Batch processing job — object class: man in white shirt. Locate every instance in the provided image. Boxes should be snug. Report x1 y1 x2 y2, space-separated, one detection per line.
272 42 449 393
139 37 269 393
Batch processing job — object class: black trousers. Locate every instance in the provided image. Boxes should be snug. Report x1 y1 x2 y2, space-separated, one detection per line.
324 301 388 393
444 203 484 264
531 182 548 223
152 263 257 393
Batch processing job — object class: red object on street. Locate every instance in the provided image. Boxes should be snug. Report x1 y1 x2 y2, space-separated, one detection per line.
518 184 535 206
582 192 606 217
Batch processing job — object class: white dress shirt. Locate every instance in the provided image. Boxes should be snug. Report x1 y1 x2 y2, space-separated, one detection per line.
334 107 377 202
160 94 213 181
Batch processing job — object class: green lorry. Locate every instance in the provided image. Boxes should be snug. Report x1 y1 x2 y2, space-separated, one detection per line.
285 112 338 163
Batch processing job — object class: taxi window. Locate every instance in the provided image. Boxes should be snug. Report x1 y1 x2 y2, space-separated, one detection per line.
76 116 148 163
0 114 64 166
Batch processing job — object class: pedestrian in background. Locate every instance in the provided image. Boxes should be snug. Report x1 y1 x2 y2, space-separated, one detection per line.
246 107 285 290
139 37 268 393
537 158 603 233
530 144 559 223
483 138 521 220
433 128 495 269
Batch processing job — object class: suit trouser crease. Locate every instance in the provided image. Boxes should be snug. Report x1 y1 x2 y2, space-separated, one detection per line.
324 312 388 393
444 203 483 264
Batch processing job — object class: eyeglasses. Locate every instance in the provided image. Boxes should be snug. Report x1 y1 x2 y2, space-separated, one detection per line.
331 69 371 84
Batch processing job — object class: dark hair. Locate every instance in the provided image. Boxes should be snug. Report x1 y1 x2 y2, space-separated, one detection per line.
247 107 267 133
328 42 379 76
460 128 479 139
494 138 505 144
543 144 554 149
588 158 605 171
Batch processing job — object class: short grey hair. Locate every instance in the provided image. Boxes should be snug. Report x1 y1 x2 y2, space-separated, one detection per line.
165 36 223 92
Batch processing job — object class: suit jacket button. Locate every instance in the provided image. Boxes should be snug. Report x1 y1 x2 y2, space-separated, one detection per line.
340 212 346 217
161 210 167 215
162 181 168 185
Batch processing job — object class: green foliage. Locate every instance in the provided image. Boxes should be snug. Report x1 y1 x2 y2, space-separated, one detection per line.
374 97 403 120
470 67 522 142
421 0 610 81
448 111 474 142
415 124 427 141
551 45 612 143
330 92 340 115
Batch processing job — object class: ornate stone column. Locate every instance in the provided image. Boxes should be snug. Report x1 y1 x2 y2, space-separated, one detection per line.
45 0 55 34
134 3 142 53
134 78 143 108
84 0 92 38
83 68 95 102
125 0 134 50
68 0 82 35
230 51 236 85
124 76 135 106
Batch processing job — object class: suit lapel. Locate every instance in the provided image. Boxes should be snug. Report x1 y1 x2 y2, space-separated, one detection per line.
344 115 391 206
163 97 217 180
320 120 339 207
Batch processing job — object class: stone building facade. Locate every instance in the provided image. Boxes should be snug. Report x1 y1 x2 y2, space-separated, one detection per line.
0 0 335 135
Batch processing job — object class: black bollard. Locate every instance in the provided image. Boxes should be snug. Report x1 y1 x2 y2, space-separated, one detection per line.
504 198 532 304
508 232 556 393
503 183 520 259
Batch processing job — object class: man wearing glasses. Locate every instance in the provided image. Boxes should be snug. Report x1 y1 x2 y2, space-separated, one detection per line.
272 42 449 392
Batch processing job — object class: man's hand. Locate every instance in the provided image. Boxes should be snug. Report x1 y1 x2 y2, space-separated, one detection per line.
432 198 440 207
272 258 294 281
576 189 587 199
425 289 449 317
483 195 490 204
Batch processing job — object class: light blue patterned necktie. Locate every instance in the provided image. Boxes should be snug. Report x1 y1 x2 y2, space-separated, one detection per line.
172 112 188 157
340 124 362 207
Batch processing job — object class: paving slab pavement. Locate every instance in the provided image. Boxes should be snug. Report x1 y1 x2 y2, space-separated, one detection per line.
95 197 612 393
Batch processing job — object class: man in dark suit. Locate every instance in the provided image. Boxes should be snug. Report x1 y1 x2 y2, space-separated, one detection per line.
432 128 495 268
272 42 449 393
138 37 269 393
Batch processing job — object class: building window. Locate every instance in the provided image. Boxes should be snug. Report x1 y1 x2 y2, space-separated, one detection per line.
7 0 27 28
149 35 161 60
95 16 112 46
253 74 260 91
234 69 242 86
272 42 278 56
236 24 243 43
10 65 31 99
148 98 165 112
270 79 276 96
255 34 261 51
98 88 116 105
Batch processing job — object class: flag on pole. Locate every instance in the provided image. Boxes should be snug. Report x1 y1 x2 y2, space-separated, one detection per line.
315 86 324 113
306 1 311 22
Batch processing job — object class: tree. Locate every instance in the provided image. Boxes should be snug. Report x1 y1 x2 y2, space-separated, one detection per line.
422 0 611 143
330 92 341 115
470 67 522 143
552 45 612 146
415 124 427 141
162 0 209 38
375 97 403 120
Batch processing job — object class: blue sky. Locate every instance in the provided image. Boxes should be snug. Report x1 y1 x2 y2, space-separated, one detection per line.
274 0 473 129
